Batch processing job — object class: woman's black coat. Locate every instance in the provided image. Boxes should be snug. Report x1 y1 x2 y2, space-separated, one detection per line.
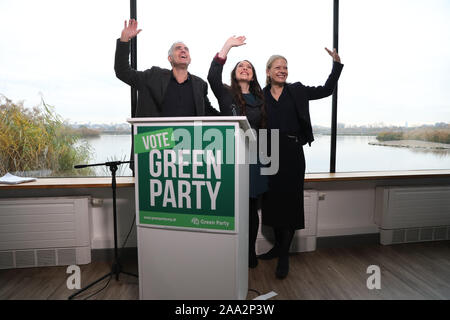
262 61 344 229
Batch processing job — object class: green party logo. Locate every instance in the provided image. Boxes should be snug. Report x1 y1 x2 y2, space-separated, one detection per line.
134 128 175 154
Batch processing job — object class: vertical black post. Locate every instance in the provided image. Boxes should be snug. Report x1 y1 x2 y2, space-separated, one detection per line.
130 0 137 176
130 0 137 117
330 0 339 173
110 164 120 280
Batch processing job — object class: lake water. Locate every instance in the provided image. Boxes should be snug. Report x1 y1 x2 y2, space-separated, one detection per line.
81 134 450 176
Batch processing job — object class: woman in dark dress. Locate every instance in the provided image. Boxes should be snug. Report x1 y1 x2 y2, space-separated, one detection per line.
260 49 343 279
207 36 267 268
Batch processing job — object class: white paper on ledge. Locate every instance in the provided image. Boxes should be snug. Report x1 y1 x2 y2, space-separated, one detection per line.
0 173 37 185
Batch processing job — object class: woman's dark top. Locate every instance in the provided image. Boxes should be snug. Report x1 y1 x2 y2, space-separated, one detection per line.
265 86 300 135
243 93 256 105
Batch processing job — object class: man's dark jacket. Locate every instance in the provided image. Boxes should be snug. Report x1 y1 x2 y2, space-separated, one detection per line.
114 39 219 117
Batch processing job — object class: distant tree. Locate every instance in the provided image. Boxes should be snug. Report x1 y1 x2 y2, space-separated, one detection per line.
376 131 404 141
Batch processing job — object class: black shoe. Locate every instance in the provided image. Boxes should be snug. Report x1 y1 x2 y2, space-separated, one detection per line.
275 256 289 279
249 253 258 268
258 247 279 260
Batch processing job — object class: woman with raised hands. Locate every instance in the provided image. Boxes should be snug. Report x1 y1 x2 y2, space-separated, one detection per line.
207 36 268 269
260 48 344 279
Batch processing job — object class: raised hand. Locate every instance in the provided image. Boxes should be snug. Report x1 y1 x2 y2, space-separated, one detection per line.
225 35 247 48
120 19 142 42
325 47 341 63
218 35 247 59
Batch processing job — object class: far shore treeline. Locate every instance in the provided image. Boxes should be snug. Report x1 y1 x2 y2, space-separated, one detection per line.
313 122 450 144
77 122 450 144
70 123 131 137
375 126 450 144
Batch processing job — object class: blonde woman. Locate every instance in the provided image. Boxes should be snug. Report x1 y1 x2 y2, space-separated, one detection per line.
260 49 343 279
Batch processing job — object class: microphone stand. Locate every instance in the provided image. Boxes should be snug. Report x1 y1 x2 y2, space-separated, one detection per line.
68 160 138 300
231 104 238 116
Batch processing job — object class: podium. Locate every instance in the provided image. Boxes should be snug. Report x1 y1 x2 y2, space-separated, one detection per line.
127 116 255 300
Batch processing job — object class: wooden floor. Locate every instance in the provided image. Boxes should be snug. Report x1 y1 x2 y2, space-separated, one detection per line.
1 241 449 300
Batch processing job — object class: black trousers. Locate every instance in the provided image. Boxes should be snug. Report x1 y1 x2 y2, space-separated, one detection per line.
273 227 295 258
249 198 259 257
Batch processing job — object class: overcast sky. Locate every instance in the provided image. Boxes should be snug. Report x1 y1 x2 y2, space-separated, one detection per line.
0 0 449 127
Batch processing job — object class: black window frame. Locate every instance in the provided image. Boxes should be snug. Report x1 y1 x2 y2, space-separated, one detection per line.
128 0 340 173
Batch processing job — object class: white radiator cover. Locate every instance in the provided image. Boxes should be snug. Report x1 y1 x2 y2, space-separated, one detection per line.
375 186 450 245
256 190 318 254
0 197 91 269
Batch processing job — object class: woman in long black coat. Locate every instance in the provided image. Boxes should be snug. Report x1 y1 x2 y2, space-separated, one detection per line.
207 36 267 268
260 49 343 279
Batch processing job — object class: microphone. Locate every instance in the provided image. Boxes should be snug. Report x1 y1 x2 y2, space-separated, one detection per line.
231 104 238 116
74 164 88 169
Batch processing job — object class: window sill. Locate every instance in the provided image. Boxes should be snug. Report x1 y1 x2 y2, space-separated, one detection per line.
304 169 450 182
0 170 449 189
0 177 134 189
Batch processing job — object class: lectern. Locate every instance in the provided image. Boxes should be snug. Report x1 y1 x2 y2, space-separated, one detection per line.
127 116 254 300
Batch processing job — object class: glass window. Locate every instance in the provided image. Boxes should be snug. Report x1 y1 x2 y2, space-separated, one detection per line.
138 0 333 173
338 0 450 172
0 0 132 177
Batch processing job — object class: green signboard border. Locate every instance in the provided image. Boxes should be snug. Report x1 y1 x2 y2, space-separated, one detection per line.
135 123 237 233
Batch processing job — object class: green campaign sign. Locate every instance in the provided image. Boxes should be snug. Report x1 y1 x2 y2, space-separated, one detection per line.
136 125 235 231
